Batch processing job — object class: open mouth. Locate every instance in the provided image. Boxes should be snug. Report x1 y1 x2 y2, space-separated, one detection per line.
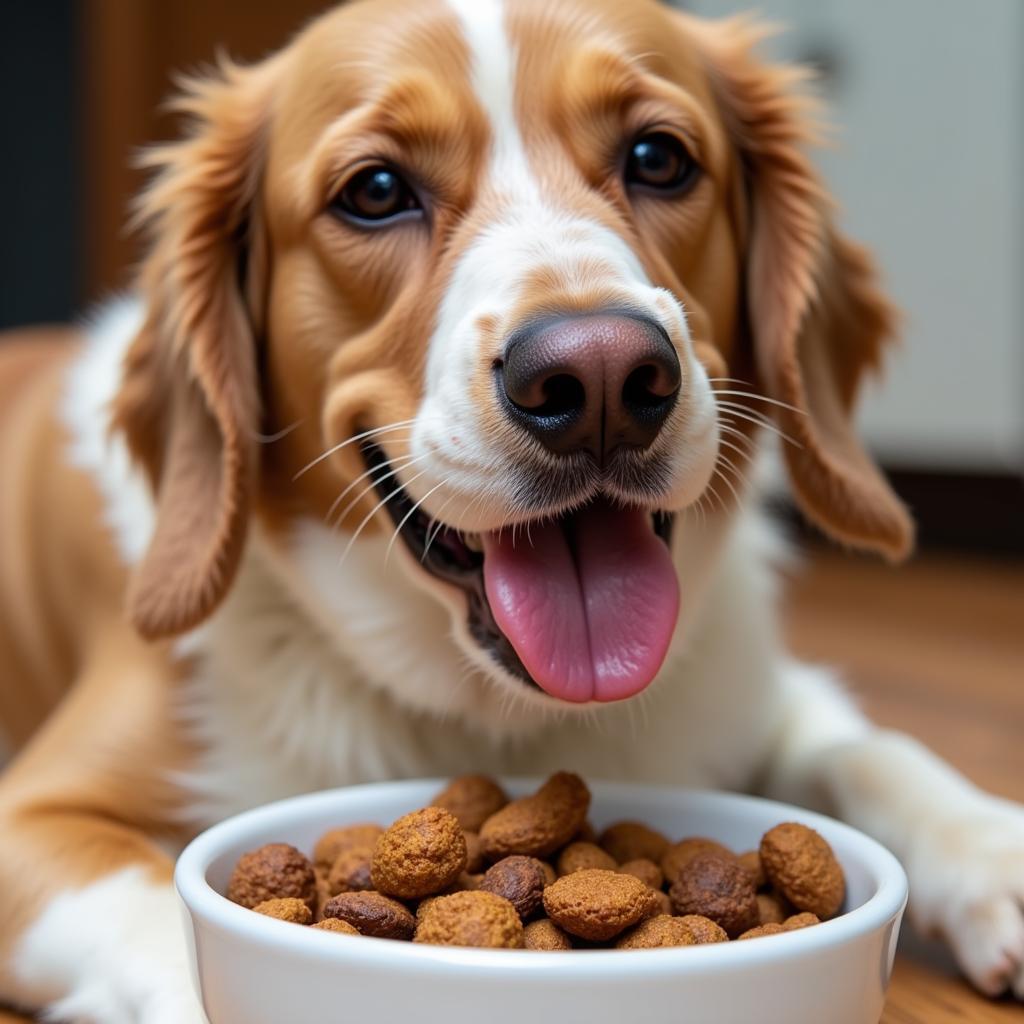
364 442 679 704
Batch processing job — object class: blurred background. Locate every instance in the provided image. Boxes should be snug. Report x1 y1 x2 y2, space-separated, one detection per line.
0 2 1020 1019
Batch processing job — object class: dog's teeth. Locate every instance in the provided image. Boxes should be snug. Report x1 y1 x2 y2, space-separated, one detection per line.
464 533 483 552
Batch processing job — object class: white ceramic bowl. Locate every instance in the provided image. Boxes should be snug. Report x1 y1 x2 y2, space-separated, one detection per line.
176 780 907 1024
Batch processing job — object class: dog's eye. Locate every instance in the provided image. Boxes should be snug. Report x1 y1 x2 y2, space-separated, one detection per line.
331 166 421 224
625 133 699 193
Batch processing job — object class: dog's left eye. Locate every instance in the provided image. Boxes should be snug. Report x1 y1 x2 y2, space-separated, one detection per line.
625 133 700 193
331 166 422 224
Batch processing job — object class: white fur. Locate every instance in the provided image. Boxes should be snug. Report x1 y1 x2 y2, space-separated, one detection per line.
61 297 154 566
10 868 205 1024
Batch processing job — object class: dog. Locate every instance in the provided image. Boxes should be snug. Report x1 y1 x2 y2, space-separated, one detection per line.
0 0 1022 1019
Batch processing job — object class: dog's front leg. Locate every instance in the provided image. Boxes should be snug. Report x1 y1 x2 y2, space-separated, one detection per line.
0 634 206 1024
761 659 1024 1000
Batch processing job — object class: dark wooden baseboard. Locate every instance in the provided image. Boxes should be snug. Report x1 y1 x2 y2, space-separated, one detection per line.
784 468 1024 558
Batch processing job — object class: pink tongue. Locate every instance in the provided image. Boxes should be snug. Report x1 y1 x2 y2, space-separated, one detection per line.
482 502 680 703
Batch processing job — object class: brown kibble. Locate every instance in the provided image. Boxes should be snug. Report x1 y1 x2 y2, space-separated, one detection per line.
322 892 415 940
650 889 673 917
313 917 359 935
463 831 485 874
543 869 658 941
783 912 821 931
431 775 509 832
252 898 312 924
677 915 729 944
738 850 767 890
479 856 547 921
371 806 467 899
326 845 375 896
616 915 696 949
523 918 573 950
598 822 669 865
669 852 758 938
661 838 735 885
228 844 318 911
414 890 524 948
557 842 617 876
760 823 845 919
538 861 558 888
618 858 664 891
738 923 786 940
314 824 384 872
479 773 590 861
757 892 789 925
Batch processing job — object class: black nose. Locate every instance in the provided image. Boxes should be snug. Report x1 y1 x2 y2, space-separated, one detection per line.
498 313 681 462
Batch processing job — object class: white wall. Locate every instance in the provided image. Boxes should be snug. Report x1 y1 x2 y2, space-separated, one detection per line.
680 0 1024 472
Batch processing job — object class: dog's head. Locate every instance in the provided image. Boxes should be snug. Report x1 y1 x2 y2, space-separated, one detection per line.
115 0 912 716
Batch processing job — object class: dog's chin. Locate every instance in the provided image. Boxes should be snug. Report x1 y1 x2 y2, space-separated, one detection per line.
363 441 679 707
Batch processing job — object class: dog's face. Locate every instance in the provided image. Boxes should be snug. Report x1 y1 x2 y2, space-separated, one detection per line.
116 0 912 717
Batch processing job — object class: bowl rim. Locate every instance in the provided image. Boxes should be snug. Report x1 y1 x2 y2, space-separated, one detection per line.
175 778 908 977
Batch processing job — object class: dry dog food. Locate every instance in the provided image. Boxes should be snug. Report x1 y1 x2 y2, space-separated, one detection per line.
225 772 847 950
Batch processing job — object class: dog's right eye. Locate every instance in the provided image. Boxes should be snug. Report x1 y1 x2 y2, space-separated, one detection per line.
331 166 422 225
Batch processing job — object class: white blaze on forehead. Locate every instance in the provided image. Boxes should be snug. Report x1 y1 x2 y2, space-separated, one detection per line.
446 0 538 200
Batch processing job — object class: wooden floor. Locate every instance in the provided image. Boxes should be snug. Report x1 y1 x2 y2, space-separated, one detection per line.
784 549 1024 1022
1 549 1021 1023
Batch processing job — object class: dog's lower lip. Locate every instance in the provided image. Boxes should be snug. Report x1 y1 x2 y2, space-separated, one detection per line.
360 440 674 692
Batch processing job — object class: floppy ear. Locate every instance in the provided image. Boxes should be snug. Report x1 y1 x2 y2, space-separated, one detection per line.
113 58 275 639
692 17 914 561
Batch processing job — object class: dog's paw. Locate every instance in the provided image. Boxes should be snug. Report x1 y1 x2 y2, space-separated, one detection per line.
908 796 1024 999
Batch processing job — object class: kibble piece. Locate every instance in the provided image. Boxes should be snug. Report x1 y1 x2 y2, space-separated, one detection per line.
252 898 312 924
738 850 767 890
650 890 673 917
228 843 318 911
479 856 547 921
760 823 845 919
618 858 664 891
783 912 821 931
615 915 696 949
431 775 509 832
326 845 375 896
371 806 467 899
598 822 670 865
523 918 573 950
757 892 788 925
738 923 786 940
414 891 524 948
661 837 735 886
677 915 729 944
314 824 384 872
463 831 485 874
313 917 359 935
537 861 558 888
479 773 590 860
669 852 759 938
557 842 617 876
322 892 416 940
543 869 658 941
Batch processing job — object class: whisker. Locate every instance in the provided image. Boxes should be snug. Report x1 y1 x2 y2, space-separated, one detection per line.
711 389 806 416
712 462 744 509
252 420 302 444
292 420 419 481
718 407 803 450
338 469 431 569
327 452 426 527
422 492 460 562
385 478 450 568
